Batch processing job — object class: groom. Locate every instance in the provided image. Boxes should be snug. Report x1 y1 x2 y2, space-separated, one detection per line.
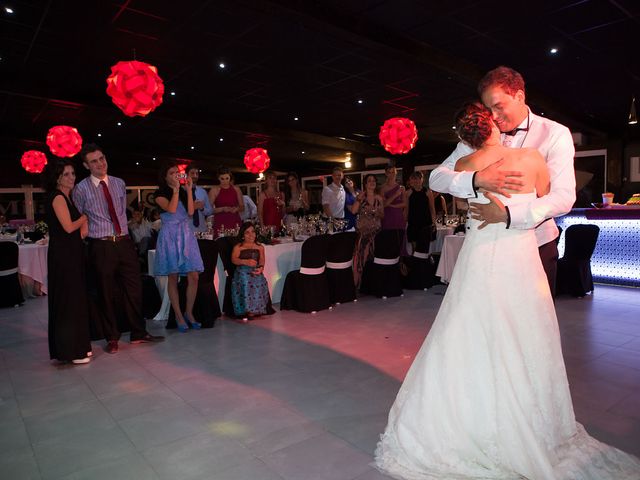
430 66 576 295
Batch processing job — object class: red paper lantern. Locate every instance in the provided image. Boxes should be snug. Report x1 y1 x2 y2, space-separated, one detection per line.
21 150 48 174
244 148 270 174
379 117 418 155
106 60 165 117
46 125 83 158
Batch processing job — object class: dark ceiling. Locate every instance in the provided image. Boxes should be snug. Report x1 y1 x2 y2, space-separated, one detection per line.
1 0 639 186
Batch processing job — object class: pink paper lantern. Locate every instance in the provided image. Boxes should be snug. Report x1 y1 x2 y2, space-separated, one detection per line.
244 148 271 174
46 125 83 157
379 117 418 155
21 150 48 174
106 60 165 117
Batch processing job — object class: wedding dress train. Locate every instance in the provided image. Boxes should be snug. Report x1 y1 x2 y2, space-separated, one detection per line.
375 192 640 480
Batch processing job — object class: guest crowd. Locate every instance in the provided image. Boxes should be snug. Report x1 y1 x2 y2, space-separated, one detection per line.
42 143 441 366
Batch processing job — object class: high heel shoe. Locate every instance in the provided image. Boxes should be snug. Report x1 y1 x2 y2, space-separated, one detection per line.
183 312 201 330
176 320 189 333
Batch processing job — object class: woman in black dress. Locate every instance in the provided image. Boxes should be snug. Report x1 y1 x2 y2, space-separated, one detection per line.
45 160 92 364
405 171 435 253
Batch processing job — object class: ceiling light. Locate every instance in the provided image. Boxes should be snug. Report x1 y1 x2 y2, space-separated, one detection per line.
344 160 352 169
301 151 305 154
190 146 195 150
135 162 139 166
357 99 363 104
199 169 202 173
219 137 224 142
550 47 558 54
170 91 176 96
294 117 299 121
117 122 122 126
219 63 226 69
629 96 638 125
452 126 456 130
97 133 102 137
5 7 14 14
540 112 545 116
152 157 156 160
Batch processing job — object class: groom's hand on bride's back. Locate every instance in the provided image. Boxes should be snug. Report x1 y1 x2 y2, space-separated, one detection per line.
470 192 507 229
474 159 524 197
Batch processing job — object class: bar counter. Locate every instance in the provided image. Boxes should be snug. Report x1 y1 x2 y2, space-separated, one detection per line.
555 207 640 287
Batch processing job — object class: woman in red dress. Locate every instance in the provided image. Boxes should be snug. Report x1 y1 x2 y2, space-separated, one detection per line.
208 166 244 238
258 170 285 234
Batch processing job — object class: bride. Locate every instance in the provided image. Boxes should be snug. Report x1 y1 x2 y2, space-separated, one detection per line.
374 103 640 480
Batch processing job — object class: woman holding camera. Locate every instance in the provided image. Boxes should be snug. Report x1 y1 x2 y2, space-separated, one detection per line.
154 163 204 332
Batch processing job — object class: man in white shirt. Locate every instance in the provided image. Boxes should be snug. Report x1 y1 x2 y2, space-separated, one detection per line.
322 166 346 218
429 66 576 294
187 165 213 232
241 194 257 221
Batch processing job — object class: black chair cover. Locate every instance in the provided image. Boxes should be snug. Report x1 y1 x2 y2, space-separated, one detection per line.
361 229 403 298
280 235 331 312
166 239 222 328
0 242 24 307
556 224 600 297
215 236 240 316
403 227 436 290
142 274 161 319
326 232 357 303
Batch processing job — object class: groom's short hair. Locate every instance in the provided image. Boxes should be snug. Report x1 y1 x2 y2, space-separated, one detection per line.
478 66 525 97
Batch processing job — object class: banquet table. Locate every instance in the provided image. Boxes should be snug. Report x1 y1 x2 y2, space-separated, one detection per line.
430 226 455 254
148 240 303 319
435 234 465 284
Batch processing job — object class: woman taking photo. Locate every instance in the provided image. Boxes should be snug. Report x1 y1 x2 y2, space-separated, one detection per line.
283 172 309 224
154 163 204 332
45 160 91 364
258 170 285 233
231 222 274 322
209 166 243 237
351 174 384 288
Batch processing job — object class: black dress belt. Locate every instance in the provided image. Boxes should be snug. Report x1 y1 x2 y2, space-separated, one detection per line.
90 234 130 242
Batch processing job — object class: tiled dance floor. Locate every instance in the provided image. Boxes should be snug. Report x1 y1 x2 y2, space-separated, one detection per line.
1 285 639 479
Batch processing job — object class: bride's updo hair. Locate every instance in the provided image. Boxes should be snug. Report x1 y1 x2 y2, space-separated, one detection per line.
454 102 494 148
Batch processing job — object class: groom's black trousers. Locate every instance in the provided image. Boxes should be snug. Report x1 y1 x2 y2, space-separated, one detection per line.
539 239 559 297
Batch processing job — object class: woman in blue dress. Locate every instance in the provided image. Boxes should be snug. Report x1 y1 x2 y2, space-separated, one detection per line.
231 222 273 322
154 163 204 332
343 176 358 230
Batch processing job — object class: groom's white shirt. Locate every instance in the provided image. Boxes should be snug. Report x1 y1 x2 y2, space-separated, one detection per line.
429 110 576 247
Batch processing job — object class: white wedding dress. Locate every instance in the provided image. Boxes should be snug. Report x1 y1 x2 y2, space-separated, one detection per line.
375 192 640 480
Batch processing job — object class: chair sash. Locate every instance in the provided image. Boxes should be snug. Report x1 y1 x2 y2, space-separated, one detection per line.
300 266 325 275
0 267 18 276
373 257 399 265
412 251 429 259
326 260 353 269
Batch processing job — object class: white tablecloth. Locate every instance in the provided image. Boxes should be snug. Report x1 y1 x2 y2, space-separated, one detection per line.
430 226 455 253
18 243 49 294
435 234 465 284
148 241 303 319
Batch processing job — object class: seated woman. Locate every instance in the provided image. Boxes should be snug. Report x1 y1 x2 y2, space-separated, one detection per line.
154 162 204 332
231 222 274 322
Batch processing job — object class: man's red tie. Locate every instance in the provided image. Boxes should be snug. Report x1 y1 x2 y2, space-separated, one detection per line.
99 180 122 235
